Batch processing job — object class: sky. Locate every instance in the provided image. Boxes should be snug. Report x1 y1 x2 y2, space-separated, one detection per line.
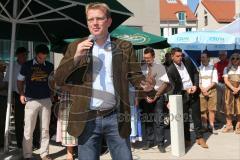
188 0 199 12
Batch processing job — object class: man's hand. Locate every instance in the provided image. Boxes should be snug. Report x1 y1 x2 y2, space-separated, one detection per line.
146 96 157 103
202 91 209 97
201 88 209 96
189 86 197 94
232 87 239 95
166 102 170 110
74 39 94 60
20 95 26 104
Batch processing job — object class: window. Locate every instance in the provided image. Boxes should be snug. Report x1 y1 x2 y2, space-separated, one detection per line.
178 12 186 26
186 28 192 32
204 15 208 26
204 10 207 15
0 40 49 63
172 28 178 35
0 40 28 62
160 28 164 36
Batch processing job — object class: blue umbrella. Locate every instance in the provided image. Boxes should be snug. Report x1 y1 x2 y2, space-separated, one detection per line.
168 31 236 51
236 37 240 49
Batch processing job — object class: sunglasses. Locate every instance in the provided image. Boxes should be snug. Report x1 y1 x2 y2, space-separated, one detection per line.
231 57 240 60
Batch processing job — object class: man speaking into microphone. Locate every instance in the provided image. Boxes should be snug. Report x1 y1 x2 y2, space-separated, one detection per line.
54 2 154 160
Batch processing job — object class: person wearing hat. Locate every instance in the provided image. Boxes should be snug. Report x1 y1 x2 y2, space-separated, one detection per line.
17 44 54 160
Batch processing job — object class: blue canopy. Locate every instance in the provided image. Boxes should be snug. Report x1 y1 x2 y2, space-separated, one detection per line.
168 31 236 51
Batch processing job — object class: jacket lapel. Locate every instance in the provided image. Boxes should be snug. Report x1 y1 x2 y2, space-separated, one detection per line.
171 63 182 82
111 37 122 92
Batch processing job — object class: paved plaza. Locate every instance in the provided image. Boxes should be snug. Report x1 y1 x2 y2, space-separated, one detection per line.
2 128 239 160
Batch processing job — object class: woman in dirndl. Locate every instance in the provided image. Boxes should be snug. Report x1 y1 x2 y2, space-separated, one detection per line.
222 52 240 134
56 91 77 160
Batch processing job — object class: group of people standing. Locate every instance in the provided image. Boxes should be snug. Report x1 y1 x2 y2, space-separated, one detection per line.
139 47 209 152
137 47 240 154
198 50 240 134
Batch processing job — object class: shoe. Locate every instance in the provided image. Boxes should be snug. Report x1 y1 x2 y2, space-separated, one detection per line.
32 143 40 151
222 125 233 133
185 140 191 148
209 126 218 135
235 127 240 134
158 145 166 153
202 127 209 133
142 141 154 150
41 155 52 160
196 138 208 148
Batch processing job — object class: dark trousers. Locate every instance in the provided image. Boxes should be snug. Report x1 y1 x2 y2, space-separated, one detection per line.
0 95 7 148
182 92 203 141
13 92 40 148
78 112 132 160
140 95 165 146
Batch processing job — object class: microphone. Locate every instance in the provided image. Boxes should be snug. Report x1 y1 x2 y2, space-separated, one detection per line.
87 34 95 53
86 34 96 63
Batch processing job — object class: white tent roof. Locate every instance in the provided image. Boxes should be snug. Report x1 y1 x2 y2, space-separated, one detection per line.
218 18 240 36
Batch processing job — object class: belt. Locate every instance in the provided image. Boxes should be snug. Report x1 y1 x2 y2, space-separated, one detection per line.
88 108 116 118
70 108 117 122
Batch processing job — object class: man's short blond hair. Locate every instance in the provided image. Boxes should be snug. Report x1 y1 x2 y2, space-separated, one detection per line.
85 2 111 18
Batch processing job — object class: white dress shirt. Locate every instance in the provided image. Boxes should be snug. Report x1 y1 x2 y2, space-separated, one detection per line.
174 62 193 90
90 35 116 110
4 61 22 93
199 64 218 88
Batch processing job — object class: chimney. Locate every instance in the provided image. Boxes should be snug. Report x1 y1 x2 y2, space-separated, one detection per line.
236 0 240 18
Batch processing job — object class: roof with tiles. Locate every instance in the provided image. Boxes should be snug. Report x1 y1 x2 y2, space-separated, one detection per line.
200 0 235 23
160 0 197 21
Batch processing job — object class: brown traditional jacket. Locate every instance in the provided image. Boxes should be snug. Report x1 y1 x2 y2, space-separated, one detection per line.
54 37 145 138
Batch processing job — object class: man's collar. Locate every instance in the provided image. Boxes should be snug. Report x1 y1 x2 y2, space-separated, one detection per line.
200 63 210 68
174 62 183 69
106 33 111 42
33 58 46 66
95 33 111 44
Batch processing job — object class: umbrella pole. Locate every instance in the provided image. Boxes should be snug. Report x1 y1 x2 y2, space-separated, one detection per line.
4 21 16 153
4 0 17 152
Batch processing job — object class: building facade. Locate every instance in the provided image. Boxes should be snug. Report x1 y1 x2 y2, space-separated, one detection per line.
195 0 236 30
118 0 160 36
117 0 162 62
159 0 197 38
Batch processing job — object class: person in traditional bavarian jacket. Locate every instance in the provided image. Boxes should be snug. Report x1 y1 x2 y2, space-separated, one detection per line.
222 52 240 134
199 51 218 134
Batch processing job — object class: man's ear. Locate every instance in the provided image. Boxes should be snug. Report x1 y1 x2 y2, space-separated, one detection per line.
107 17 112 27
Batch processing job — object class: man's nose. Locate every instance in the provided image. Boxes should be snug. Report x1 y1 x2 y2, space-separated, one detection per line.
92 19 99 25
